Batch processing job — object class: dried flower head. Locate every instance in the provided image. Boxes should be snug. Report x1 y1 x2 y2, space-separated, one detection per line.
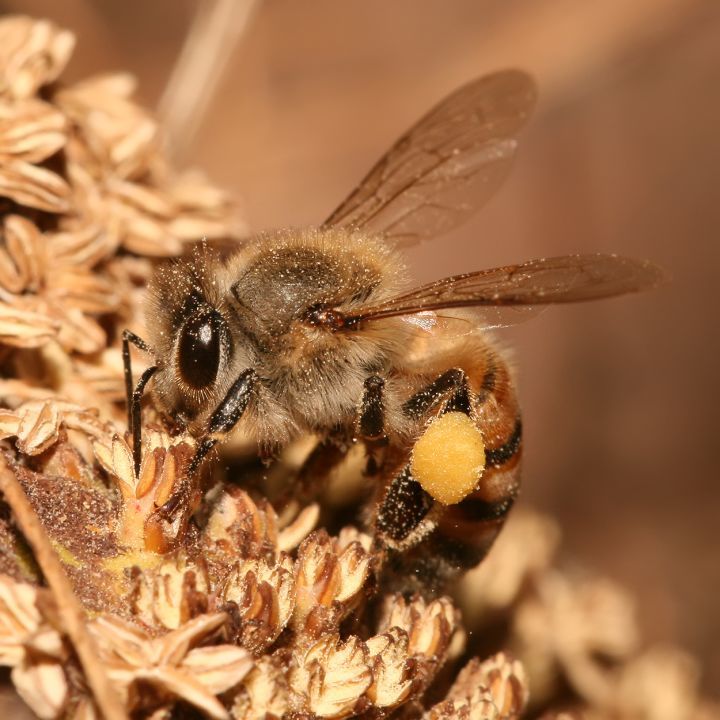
0 577 68 719
427 653 529 720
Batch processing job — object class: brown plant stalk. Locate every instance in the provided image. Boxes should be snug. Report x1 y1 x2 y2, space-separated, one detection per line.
0 453 127 720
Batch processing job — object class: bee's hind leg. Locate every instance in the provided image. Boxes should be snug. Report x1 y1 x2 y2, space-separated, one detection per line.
375 368 470 547
401 367 470 420
378 361 522 591
374 368 484 591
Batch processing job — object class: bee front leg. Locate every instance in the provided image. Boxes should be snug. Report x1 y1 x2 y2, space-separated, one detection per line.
201 368 259 459
158 369 258 522
121 329 157 477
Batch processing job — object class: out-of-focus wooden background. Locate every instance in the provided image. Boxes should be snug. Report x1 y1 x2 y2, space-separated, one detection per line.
4 0 719 694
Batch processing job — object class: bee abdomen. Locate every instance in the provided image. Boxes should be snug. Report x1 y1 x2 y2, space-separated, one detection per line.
433 342 522 569
435 425 521 570
429 345 522 572
377 341 522 584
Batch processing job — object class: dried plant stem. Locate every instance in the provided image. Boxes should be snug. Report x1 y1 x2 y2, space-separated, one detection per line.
0 454 128 720
158 0 260 159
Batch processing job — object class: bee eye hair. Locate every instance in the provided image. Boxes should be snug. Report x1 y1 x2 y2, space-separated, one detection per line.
177 309 225 389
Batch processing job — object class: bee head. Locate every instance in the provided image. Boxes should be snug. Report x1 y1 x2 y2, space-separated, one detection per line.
145 247 253 430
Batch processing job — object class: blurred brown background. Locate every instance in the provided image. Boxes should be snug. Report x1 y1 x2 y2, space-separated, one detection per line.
3 0 719 694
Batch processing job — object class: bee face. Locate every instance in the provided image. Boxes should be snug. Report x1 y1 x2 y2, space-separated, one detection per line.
145 248 248 430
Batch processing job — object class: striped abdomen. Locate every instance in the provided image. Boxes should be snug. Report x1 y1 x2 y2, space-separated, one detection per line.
376 338 522 590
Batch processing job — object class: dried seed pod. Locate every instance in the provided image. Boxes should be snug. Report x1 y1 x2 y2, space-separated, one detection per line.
612 646 703 720
277 502 320 552
88 612 251 719
45 268 120 316
293 530 372 636
48 222 118 269
219 554 295 653
230 655 289 720
204 489 280 562
0 16 75 99
378 594 459 661
511 572 639 707
290 634 372 719
458 510 561 621
365 627 416 709
0 300 59 348
0 214 45 294
130 552 210 630
427 654 528 720
56 73 159 181
0 399 107 455
0 158 70 212
94 432 196 551
0 577 59 665
12 660 68 720
70 349 127 407
0 577 68 720
0 98 67 162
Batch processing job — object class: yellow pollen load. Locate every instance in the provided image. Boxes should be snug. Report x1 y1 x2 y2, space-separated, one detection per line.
411 412 486 505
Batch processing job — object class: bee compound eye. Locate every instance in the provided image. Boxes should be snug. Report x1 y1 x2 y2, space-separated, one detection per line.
177 310 224 389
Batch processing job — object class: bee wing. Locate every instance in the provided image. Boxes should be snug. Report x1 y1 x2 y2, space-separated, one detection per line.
323 70 537 247
348 254 665 329
398 307 541 336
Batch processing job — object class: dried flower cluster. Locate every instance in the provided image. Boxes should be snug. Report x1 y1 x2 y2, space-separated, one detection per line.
0 13 716 720
0 14 240 422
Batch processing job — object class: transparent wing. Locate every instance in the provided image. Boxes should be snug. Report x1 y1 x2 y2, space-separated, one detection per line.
347 254 665 328
398 307 540 337
323 70 537 247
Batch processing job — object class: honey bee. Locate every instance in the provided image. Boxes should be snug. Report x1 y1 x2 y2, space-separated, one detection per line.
123 70 662 586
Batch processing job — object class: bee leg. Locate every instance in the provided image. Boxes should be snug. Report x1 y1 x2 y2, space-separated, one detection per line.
395 357 522 587
205 369 258 439
129 366 158 476
359 375 389 476
121 329 157 477
375 368 470 546
402 367 470 420
122 330 153 428
359 376 386 439
158 369 258 521
376 366 513 591
435 418 521 568
376 466 435 545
